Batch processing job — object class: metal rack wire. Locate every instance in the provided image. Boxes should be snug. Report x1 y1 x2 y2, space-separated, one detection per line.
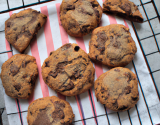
0 0 159 125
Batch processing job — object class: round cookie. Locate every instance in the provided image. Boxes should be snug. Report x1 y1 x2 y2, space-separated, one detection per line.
60 0 102 37
89 24 137 67
27 96 75 125
94 67 139 111
1 54 38 99
42 43 95 96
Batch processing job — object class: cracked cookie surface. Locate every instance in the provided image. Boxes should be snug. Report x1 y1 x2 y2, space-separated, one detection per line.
42 43 95 96
1 54 38 99
60 0 102 37
27 96 75 125
5 9 47 53
103 0 143 23
94 67 139 111
89 24 137 67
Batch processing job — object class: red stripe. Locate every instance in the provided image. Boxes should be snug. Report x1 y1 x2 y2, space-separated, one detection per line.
30 37 49 98
56 3 69 45
75 37 98 124
40 6 54 56
124 20 129 28
75 96 85 125
108 15 117 24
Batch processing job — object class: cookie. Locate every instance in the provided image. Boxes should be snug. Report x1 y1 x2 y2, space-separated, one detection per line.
94 67 139 111
103 0 143 23
27 96 75 125
5 8 47 53
1 54 38 99
60 0 102 37
42 43 95 96
89 24 137 67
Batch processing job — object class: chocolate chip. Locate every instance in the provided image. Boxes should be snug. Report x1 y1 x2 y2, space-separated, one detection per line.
61 44 71 51
30 111 32 115
7 22 11 27
132 96 138 101
114 68 120 72
74 46 80 51
124 72 132 82
49 71 57 78
10 65 19 76
118 106 128 111
22 74 28 78
124 86 131 94
81 25 90 33
66 5 75 11
50 52 53 56
22 60 31 68
91 2 99 8
98 47 105 54
13 27 17 31
45 61 50 67
28 93 31 96
73 0 78 3
14 84 21 92
120 2 131 14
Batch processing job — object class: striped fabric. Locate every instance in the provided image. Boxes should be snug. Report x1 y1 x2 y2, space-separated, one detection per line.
0 0 160 125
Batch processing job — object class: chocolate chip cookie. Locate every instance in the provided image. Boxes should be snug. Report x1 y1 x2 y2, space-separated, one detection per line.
42 43 95 96
27 96 75 125
89 24 137 67
103 0 143 23
1 54 38 99
60 0 102 37
95 67 139 111
5 8 47 53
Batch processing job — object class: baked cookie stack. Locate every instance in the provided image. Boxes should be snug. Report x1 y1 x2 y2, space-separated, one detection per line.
0 0 144 124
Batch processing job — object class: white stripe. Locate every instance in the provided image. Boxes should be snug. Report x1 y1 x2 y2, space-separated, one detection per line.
8 113 21 125
47 4 62 50
66 96 81 121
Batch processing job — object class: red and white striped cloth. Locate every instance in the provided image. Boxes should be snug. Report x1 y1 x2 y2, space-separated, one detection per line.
0 0 160 125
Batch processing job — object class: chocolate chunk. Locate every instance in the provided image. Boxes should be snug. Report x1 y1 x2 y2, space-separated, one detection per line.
118 106 128 111
7 22 11 27
132 96 138 101
96 31 107 46
52 109 65 123
14 84 21 92
124 72 132 82
49 71 57 78
61 44 71 51
10 64 19 76
120 2 131 14
91 2 99 8
22 74 28 78
114 68 120 72
124 86 131 94
45 61 50 67
33 110 51 125
74 46 80 51
66 5 75 11
22 60 31 68
81 25 90 33
54 101 65 109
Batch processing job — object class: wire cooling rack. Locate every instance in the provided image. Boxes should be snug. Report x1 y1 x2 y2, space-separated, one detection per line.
0 0 160 125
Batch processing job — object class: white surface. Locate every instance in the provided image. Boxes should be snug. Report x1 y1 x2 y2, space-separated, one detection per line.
0 0 160 125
